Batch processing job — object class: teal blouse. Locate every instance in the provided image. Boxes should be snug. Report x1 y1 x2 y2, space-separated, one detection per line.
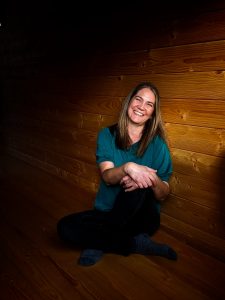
94 127 172 212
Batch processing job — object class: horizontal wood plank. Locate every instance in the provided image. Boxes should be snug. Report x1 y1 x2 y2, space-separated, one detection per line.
4 125 98 148
6 147 99 193
0 249 44 300
6 134 225 210
171 148 225 184
162 194 225 239
6 96 225 129
162 98 225 128
0 220 87 300
6 133 96 164
67 72 225 100
161 213 225 262
166 123 225 157
170 171 224 209
6 128 225 187
5 119 225 158
152 230 225 300
45 150 99 184
93 40 225 75
6 111 118 131
148 8 225 48
4 71 225 101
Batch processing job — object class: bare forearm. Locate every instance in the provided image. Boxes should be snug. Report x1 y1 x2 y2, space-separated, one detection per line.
102 164 127 185
100 161 170 200
101 161 158 189
152 180 170 202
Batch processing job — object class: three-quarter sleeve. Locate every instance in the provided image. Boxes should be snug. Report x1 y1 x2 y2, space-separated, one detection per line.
96 128 114 164
151 137 173 182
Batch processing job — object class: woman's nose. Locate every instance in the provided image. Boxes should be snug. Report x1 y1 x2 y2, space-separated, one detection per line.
137 102 145 109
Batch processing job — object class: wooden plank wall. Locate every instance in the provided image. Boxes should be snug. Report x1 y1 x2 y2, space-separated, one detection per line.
1 1 225 261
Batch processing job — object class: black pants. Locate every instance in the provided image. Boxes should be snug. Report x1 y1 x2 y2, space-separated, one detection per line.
57 188 160 255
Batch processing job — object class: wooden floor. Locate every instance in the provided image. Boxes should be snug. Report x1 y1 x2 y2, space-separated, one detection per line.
1 155 225 300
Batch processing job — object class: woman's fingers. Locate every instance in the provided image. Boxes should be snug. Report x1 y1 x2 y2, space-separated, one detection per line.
121 164 159 190
120 175 139 191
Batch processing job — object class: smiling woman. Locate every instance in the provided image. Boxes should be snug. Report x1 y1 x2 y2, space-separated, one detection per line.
57 82 177 266
128 88 155 127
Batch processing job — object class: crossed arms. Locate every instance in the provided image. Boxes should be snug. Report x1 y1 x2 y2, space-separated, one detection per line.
99 161 170 202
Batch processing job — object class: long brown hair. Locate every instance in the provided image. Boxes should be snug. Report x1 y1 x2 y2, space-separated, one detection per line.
115 82 167 156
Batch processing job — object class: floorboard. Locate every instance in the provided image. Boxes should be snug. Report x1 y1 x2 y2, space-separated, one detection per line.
1 155 225 300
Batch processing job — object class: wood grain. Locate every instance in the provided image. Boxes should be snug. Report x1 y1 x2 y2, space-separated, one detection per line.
2 4 225 299
93 40 225 75
1 155 225 300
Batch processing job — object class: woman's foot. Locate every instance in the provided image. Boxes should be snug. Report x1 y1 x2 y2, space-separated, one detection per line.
131 233 177 260
78 249 104 266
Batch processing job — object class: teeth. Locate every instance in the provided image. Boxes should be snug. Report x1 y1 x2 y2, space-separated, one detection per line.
134 111 143 116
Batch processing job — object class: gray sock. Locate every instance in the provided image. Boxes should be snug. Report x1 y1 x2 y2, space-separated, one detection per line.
78 249 103 266
131 233 178 260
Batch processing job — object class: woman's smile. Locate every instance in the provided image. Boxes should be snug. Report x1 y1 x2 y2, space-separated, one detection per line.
128 88 155 126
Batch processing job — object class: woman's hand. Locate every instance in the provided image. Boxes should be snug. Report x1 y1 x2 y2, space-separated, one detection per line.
120 175 139 192
122 163 170 201
124 162 157 189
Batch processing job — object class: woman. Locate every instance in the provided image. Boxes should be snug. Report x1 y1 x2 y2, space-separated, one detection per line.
57 82 177 266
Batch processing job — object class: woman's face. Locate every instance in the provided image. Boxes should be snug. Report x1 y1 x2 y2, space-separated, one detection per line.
127 88 156 126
